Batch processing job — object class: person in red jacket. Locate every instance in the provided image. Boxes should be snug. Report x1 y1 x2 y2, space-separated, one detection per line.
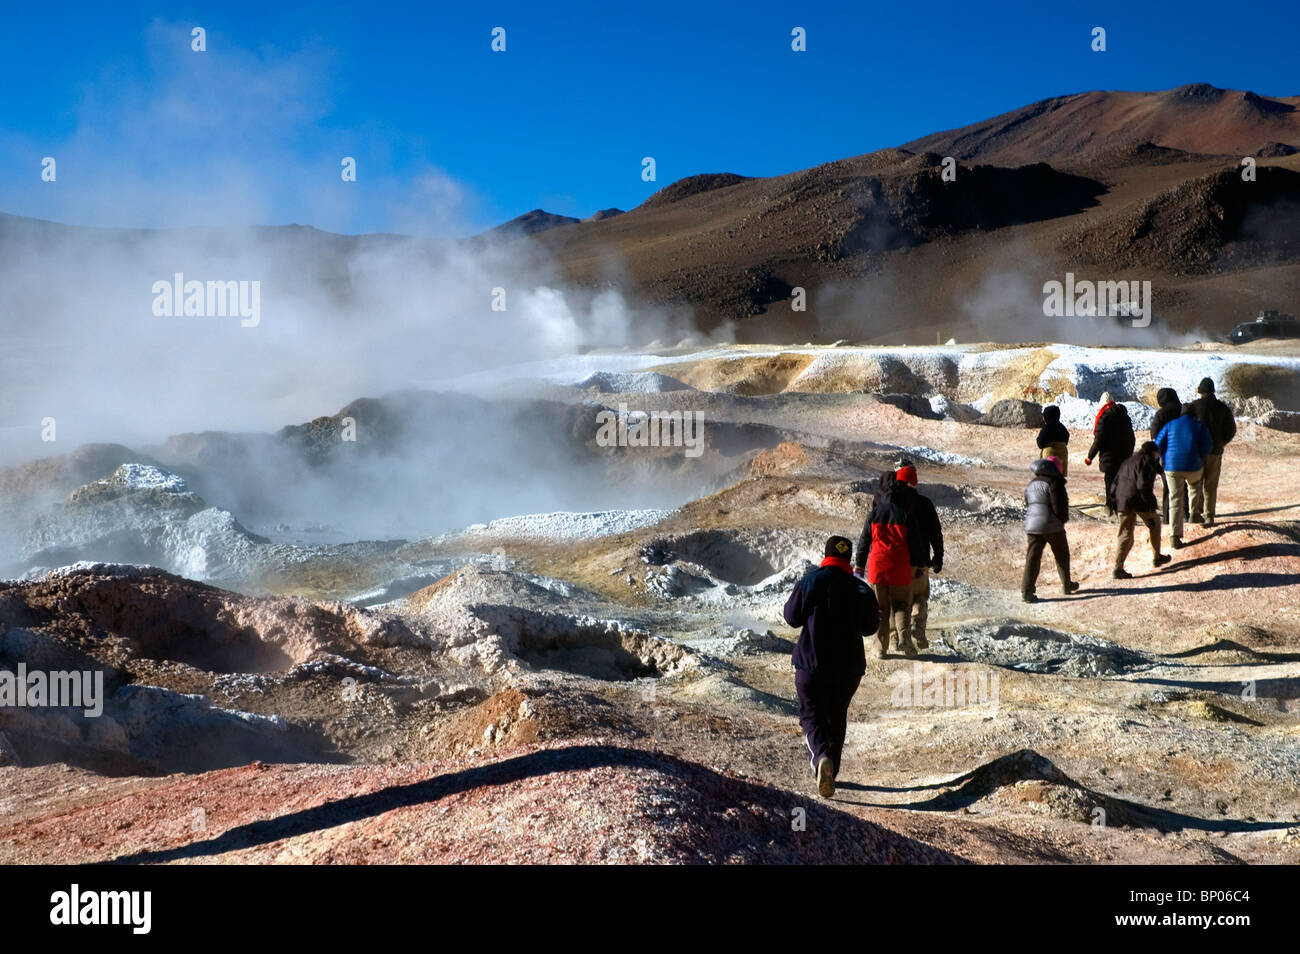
853 472 928 658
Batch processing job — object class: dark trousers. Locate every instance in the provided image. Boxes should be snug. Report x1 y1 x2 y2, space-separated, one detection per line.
795 669 862 778
1102 467 1120 515
1023 531 1071 596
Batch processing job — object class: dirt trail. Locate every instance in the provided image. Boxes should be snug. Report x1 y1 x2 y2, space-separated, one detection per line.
3 353 1300 863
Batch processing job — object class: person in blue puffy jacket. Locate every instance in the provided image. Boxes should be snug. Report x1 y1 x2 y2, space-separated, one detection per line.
1155 404 1213 547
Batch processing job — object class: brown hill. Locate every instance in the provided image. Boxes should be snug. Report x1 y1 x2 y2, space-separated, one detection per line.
485 208 581 237
6 86 1300 345
903 85 1300 166
526 86 1300 341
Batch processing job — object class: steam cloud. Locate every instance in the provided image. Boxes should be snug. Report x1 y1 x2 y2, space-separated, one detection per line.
0 21 720 564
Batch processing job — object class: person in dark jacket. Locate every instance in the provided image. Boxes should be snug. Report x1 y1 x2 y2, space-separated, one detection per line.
1111 441 1172 578
1155 405 1213 547
784 535 879 798
1085 402 1136 515
1036 404 1070 477
893 464 944 651
1150 387 1186 520
1093 392 1116 436
854 473 928 658
1191 377 1236 527
1022 457 1080 602
1149 388 1182 441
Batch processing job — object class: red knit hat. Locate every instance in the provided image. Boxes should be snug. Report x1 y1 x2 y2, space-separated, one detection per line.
896 465 918 486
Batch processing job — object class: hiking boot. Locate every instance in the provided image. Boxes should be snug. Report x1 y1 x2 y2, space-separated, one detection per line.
816 756 835 798
913 633 929 650
1204 518 1215 528
1022 593 1039 604
1112 568 1132 580
1064 580 1081 595
899 637 919 658
1153 553 1172 568
1172 537 1184 549
1190 514 1204 525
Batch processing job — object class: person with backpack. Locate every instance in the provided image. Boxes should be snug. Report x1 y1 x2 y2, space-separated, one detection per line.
784 535 879 798
1022 456 1080 603
891 464 944 650
1191 377 1237 528
1036 404 1070 477
1085 402 1136 515
854 471 928 658
1112 441 1173 578
1155 404 1214 548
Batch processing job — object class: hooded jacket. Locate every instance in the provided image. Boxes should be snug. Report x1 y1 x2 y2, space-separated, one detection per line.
855 472 896 572
1024 458 1070 535
784 558 878 675
1113 448 1163 513
1036 404 1070 449
1192 393 1237 454
1150 388 1182 441
1156 411 1213 473
855 480 928 586
1087 403 1136 473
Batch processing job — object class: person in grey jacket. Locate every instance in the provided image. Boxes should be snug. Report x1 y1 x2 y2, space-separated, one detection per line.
1022 457 1081 603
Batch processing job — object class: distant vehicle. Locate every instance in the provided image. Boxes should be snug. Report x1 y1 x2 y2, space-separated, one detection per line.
1227 310 1300 344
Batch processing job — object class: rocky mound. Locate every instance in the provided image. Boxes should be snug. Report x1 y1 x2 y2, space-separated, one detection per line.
639 527 815 588
0 563 422 773
942 622 1150 677
650 353 817 395
977 399 1045 429
0 680 323 776
0 563 416 674
1258 142 1300 158
575 370 692 393
1261 409 1300 433
20 465 270 582
0 742 964 864
1080 167 1300 273
409 565 699 682
878 393 943 420
0 444 164 518
787 351 956 394
1225 362 1300 411
911 749 1177 830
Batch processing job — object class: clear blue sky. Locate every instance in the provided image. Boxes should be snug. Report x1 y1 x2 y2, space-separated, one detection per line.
2 0 1297 235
